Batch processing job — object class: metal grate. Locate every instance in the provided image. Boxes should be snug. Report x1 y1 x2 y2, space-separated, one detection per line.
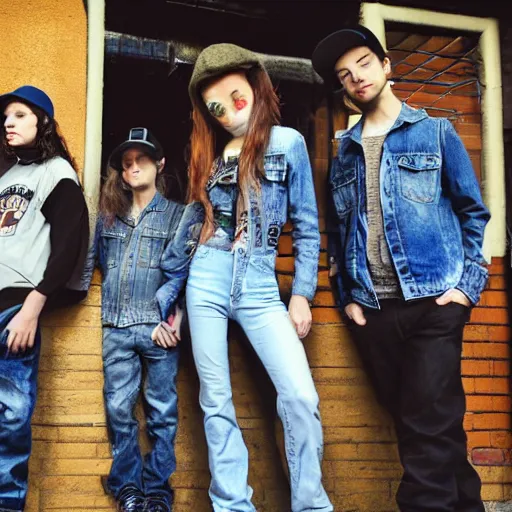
387 31 481 119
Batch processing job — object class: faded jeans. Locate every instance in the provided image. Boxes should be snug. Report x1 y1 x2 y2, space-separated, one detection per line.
103 324 179 507
186 245 332 512
0 304 40 512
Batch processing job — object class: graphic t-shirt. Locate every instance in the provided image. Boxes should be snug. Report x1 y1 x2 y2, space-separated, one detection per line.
207 148 254 253
0 157 80 291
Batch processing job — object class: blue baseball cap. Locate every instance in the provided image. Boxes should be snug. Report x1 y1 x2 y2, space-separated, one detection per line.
0 85 54 118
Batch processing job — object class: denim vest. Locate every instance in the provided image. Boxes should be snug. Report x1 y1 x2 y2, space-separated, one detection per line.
328 103 490 309
205 125 320 301
82 192 204 327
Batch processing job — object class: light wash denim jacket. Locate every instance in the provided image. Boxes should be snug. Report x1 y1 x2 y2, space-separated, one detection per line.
328 103 490 309
206 125 320 301
82 192 204 327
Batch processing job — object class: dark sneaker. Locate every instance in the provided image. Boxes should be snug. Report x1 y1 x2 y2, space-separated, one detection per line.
144 494 171 512
117 485 146 512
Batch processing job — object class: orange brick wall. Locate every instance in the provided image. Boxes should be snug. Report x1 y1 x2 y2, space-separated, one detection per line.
464 259 512 502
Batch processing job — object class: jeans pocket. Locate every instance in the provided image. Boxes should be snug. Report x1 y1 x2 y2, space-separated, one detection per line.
0 329 8 357
250 253 277 275
0 304 29 359
192 244 210 260
0 331 38 360
435 300 471 325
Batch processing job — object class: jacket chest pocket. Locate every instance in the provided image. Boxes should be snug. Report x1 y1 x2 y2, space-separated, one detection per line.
331 167 356 218
398 154 440 204
101 229 126 269
138 227 168 269
263 153 287 208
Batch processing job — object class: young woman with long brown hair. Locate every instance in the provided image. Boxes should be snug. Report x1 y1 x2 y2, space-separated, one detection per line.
0 85 89 512
186 44 333 512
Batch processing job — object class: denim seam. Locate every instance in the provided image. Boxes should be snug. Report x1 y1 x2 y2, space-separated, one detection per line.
280 400 299 489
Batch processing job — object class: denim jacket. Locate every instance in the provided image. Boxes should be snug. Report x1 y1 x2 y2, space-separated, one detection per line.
328 103 490 309
206 125 320 301
81 192 204 327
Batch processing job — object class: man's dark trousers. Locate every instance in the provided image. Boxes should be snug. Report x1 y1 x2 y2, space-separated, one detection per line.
348 298 484 512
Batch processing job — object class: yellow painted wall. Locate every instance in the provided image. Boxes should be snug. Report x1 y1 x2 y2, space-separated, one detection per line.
0 0 87 174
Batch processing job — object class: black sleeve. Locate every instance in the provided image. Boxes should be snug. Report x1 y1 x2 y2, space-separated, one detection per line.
36 179 89 297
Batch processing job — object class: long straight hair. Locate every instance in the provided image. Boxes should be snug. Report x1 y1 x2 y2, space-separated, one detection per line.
188 66 281 243
99 163 166 226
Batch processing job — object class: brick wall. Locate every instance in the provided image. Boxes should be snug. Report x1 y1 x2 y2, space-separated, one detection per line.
465 260 512 502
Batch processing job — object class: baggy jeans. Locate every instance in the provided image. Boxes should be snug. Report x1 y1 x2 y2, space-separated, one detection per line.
0 304 40 512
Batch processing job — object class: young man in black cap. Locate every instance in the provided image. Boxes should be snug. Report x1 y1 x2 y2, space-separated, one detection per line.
82 128 203 512
312 25 489 512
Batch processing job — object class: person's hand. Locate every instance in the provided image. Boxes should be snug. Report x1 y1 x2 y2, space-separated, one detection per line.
151 322 179 348
168 305 183 342
6 290 47 354
288 295 312 339
345 302 367 326
151 305 183 349
435 289 471 307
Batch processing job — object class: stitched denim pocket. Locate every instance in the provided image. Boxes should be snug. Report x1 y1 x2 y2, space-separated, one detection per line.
264 153 287 203
192 244 210 260
0 326 38 360
250 252 277 275
331 168 356 217
138 226 168 269
398 154 440 204
101 229 126 269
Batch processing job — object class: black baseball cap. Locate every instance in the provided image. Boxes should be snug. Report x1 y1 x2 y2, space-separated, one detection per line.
109 127 164 171
312 25 387 88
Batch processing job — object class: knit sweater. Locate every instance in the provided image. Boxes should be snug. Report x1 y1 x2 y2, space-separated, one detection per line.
362 135 400 299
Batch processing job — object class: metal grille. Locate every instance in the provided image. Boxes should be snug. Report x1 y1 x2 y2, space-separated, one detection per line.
388 31 481 120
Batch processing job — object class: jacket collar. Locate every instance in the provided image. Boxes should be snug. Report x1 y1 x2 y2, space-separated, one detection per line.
145 190 167 213
120 190 167 225
346 102 429 145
